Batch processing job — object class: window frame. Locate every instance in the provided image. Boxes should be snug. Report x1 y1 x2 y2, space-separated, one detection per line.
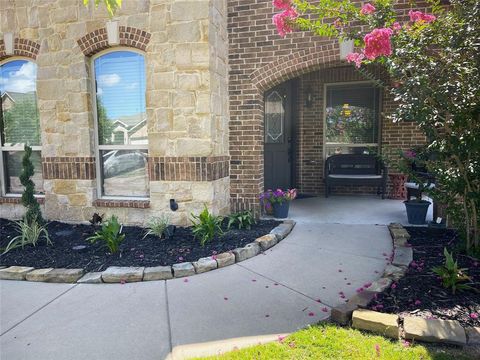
90 48 149 201
0 57 43 198
323 80 382 159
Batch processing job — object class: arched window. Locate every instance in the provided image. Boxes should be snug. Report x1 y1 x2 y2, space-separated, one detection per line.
92 50 148 198
0 59 43 195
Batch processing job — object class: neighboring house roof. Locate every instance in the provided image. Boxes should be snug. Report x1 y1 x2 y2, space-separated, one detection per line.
112 113 146 129
1 91 37 104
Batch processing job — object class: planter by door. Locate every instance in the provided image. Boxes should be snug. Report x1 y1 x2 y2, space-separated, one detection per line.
404 200 431 225
273 201 290 219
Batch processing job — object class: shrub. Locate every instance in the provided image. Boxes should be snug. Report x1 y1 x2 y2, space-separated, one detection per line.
191 206 223 246
20 145 44 225
432 248 472 294
2 220 51 254
87 215 125 253
144 215 170 240
227 211 256 230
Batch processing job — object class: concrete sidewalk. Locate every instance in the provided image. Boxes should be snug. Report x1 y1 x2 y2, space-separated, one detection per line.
1 198 394 360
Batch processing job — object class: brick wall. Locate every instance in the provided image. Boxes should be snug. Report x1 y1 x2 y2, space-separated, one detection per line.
228 0 430 212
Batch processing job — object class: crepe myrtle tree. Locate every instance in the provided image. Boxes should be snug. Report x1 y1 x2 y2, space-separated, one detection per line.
272 0 480 253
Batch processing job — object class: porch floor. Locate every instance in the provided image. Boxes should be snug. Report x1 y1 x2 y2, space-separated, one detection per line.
288 195 434 226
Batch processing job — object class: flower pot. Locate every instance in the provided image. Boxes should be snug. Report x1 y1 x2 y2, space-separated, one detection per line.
272 201 290 219
404 200 431 225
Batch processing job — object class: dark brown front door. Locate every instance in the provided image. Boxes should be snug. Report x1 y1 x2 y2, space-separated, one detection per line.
264 83 292 191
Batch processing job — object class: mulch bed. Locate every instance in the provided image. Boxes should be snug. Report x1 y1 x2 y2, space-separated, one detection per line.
368 227 480 327
0 218 280 272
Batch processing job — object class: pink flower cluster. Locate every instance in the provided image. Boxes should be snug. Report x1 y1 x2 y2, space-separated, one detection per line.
409 10 436 23
364 27 393 60
272 0 298 38
360 3 376 15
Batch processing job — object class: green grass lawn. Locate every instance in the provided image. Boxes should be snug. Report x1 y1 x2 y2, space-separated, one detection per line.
198 323 476 360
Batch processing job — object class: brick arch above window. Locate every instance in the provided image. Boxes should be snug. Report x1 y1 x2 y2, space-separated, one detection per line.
0 38 40 61
77 26 151 57
250 45 347 92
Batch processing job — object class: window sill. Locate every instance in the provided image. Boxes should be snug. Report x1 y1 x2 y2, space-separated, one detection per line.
0 196 45 205
93 199 150 209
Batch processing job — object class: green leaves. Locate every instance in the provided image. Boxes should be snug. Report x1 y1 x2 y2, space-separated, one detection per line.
87 215 125 253
227 211 256 230
84 0 122 16
432 248 472 294
143 215 169 240
190 206 223 247
2 220 51 255
20 145 44 225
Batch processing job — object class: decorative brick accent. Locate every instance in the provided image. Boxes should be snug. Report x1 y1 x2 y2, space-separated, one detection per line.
77 27 151 57
93 199 150 209
42 157 95 180
148 156 229 182
0 38 40 60
0 197 45 205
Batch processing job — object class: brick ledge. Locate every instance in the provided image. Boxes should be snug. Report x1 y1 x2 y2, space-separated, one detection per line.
0 196 45 205
93 199 150 209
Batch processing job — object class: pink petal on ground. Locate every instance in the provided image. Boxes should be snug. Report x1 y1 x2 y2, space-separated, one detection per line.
252 279 257 282
278 335 286 343
470 313 479 319
321 307 329 312
391 283 397 289
308 312 315 317
364 282 372 288
338 269 343 272
183 278 189 283
274 283 279 286
120 279 126 285
316 299 322 303
340 295 346 299
224 297 228 301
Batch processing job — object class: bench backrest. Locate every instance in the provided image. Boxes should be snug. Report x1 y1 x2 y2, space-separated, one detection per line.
325 154 382 175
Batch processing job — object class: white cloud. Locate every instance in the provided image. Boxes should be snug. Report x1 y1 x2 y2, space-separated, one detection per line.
0 61 37 93
97 87 103 95
125 82 138 90
98 73 120 87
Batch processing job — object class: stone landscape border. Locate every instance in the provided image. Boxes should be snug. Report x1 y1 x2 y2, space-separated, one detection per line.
330 223 479 348
0 220 295 285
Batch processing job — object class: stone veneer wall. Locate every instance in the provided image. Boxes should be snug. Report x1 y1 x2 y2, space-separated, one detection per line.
227 0 431 213
0 0 229 225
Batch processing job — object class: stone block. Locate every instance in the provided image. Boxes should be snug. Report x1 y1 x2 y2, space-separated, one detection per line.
389 227 410 241
466 327 480 345
232 243 260 262
254 234 278 250
101 267 144 283
348 291 377 308
193 257 217 274
403 317 466 346
392 246 413 267
172 262 195 278
383 264 407 281
369 278 392 293
331 302 358 325
0 266 34 280
25 268 54 282
171 1 209 21
77 272 103 284
144 266 173 281
215 252 235 268
352 309 399 339
44 268 84 283
270 223 294 240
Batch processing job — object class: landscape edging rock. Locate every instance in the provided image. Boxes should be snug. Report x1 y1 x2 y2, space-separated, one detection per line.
331 223 473 347
0 220 295 285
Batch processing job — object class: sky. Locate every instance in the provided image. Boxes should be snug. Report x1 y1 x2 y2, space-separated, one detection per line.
94 51 146 120
0 60 37 94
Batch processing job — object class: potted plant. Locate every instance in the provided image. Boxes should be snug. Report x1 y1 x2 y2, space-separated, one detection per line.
260 188 297 219
399 148 432 225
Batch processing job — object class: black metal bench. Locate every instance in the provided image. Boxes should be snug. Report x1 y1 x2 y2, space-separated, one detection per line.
324 154 387 198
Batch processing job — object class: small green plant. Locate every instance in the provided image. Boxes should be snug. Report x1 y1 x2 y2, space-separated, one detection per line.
191 206 223 246
432 248 472 294
87 215 125 253
143 215 169 240
20 145 44 225
2 220 51 254
227 211 256 230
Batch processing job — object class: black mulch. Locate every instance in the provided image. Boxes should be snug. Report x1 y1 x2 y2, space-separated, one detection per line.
368 227 480 327
0 218 281 273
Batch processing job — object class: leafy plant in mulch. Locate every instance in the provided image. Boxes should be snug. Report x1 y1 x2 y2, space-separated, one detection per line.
143 215 170 240
2 220 51 255
227 211 256 230
191 206 224 246
432 248 472 294
87 215 125 253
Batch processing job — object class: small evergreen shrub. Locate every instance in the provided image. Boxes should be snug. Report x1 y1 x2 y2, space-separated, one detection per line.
87 215 125 253
20 145 44 225
191 206 223 246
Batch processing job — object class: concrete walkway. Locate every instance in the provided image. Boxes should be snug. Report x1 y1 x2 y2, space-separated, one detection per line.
1 196 396 360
